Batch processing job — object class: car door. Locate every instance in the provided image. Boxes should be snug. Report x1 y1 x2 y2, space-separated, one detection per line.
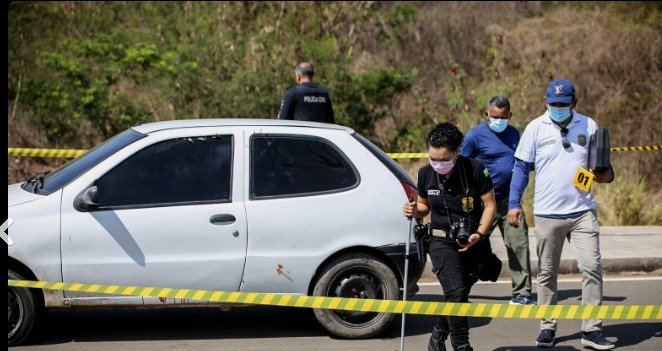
241 128 366 294
60 128 247 304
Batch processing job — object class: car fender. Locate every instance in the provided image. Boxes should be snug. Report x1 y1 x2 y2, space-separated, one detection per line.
8 189 64 307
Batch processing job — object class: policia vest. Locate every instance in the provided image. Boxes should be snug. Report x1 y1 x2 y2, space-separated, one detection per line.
277 83 335 124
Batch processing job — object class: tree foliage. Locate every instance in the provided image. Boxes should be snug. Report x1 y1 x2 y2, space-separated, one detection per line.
9 1 416 146
7 1 662 224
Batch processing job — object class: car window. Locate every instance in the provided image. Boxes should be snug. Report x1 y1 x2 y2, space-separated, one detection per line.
352 132 415 186
96 135 233 208
251 135 359 198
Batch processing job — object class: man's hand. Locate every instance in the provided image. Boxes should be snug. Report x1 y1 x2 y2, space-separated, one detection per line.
590 167 614 183
507 208 523 228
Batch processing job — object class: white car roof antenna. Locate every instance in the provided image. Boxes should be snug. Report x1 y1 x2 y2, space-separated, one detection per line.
134 92 179 127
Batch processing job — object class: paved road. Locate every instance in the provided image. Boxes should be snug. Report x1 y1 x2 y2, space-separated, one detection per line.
12 276 662 351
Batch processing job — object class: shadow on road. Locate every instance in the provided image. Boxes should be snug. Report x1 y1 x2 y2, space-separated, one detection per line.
493 347 580 351
469 289 626 303
29 293 498 345
31 306 328 345
491 322 662 351
601 322 662 348
25 292 651 347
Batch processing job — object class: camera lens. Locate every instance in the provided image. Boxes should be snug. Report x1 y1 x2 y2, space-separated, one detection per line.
456 231 470 245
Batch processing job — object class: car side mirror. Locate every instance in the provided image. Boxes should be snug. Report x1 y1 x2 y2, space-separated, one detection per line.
76 186 100 211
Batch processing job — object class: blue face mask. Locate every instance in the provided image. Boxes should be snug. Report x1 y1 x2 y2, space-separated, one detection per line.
548 105 572 123
488 118 508 133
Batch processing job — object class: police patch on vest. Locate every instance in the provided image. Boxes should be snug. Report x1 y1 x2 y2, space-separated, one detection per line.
462 197 474 212
578 134 587 146
303 96 327 103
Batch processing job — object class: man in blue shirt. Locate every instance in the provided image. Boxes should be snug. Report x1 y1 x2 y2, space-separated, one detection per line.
460 96 535 305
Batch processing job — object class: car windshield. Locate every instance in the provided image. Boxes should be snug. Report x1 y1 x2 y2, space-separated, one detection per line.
25 128 146 195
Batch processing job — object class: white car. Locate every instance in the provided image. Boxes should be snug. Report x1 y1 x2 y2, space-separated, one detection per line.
8 119 425 345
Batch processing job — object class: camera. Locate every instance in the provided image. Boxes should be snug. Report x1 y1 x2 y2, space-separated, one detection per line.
450 218 471 245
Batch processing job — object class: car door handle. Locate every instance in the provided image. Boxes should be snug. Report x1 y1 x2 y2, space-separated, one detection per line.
210 214 236 225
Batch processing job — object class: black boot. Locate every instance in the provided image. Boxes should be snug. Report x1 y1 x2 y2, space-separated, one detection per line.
454 344 473 351
427 326 449 351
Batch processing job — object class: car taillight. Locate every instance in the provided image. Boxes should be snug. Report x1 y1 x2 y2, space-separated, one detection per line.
401 182 418 202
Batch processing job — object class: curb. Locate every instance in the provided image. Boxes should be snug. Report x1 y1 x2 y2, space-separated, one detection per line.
420 257 662 283
417 225 662 284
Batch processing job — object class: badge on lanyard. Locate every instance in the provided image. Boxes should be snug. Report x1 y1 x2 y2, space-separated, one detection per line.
462 196 474 212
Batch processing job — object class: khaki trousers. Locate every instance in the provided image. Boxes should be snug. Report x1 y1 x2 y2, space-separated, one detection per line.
534 210 604 332
489 198 532 297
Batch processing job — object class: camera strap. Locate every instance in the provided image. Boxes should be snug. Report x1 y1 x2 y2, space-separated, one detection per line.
435 158 473 233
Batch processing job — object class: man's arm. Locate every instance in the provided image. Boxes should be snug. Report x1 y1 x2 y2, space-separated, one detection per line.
459 129 478 158
277 88 296 120
507 158 533 227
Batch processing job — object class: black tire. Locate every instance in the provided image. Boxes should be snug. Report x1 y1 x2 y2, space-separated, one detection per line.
312 253 399 339
8 269 38 346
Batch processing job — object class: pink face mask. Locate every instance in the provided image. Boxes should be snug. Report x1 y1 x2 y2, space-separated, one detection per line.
430 159 455 175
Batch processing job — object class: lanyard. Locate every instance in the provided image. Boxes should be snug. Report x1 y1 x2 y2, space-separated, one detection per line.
435 158 471 229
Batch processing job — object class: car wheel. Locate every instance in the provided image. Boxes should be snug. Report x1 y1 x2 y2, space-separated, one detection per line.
312 253 399 339
8 269 38 346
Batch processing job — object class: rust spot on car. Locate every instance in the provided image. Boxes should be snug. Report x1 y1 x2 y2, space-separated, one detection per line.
276 263 294 282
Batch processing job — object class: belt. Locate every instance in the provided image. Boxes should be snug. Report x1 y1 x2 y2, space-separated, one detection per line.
432 228 453 238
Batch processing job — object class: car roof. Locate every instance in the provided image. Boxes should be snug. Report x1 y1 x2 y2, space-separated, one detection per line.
132 118 355 135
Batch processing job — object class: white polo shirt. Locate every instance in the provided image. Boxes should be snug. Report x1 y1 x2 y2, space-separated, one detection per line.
515 111 598 216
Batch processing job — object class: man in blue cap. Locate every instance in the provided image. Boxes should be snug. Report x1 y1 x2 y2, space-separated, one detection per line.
507 78 615 349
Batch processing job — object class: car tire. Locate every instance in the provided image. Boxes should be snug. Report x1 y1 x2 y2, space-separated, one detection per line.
312 253 399 339
8 269 38 346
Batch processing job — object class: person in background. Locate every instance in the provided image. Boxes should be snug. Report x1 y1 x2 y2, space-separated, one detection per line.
277 62 335 123
508 78 615 349
460 95 535 305
404 122 496 351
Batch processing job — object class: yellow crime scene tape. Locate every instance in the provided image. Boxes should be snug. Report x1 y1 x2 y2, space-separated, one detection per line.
8 279 662 320
8 148 87 158
386 145 662 159
7 145 661 159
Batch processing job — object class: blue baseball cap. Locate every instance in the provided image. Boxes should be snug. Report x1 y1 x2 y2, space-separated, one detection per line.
546 78 575 104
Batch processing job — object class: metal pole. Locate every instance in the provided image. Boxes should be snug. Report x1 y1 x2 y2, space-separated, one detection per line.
399 217 413 351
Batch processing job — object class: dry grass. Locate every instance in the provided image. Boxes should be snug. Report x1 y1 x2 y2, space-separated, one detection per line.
594 161 662 225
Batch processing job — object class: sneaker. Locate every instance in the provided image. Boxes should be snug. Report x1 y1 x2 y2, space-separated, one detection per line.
536 329 556 348
581 330 616 350
510 295 537 305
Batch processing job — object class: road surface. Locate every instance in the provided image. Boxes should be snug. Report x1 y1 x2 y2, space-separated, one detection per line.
12 275 662 350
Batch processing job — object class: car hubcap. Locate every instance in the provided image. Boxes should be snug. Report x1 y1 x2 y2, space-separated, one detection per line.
331 271 381 325
8 288 23 338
